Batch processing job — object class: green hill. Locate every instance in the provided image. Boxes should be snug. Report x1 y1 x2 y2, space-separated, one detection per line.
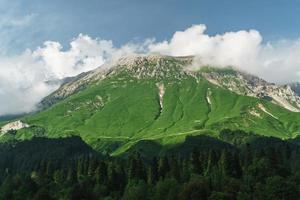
2 55 300 155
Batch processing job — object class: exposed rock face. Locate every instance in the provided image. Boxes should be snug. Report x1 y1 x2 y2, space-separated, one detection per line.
202 69 300 112
156 83 165 108
1 120 29 134
39 54 300 112
115 54 193 79
257 103 278 119
39 70 108 108
206 88 212 105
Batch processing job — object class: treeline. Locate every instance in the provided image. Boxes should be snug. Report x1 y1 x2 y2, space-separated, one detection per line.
0 134 300 200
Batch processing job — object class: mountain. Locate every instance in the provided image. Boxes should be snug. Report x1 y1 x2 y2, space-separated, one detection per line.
2 54 300 155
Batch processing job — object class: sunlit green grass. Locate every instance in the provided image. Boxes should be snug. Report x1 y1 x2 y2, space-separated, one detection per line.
6 65 300 155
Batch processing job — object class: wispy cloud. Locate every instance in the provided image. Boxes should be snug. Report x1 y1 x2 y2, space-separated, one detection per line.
0 34 144 115
0 13 37 28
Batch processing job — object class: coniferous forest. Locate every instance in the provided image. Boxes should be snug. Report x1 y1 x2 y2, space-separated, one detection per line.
0 130 300 200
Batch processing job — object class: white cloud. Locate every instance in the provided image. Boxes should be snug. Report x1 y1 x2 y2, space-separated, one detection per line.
33 34 115 79
0 34 142 116
0 50 56 115
149 24 300 83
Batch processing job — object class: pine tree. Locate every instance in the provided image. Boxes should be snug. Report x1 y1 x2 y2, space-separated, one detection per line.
181 158 191 182
95 161 108 185
191 150 202 174
88 156 97 177
205 150 218 176
158 156 170 179
66 166 76 184
232 151 242 178
243 143 253 167
83 156 89 176
53 169 64 184
219 150 242 178
115 164 127 192
108 162 118 191
135 153 146 181
219 149 230 177
170 155 181 181
147 157 159 184
128 152 146 181
46 160 53 176
77 158 84 181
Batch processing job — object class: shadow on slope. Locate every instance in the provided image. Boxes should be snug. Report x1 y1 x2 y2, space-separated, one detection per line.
121 135 235 158
0 136 97 175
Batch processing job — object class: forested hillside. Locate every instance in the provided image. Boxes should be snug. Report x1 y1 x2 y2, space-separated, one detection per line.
0 131 300 200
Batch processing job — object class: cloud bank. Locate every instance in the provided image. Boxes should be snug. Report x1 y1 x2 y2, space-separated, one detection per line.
1 24 300 116
149 24 300 83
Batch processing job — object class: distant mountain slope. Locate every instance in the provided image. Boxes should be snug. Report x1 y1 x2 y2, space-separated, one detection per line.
201 67 300 112
2 54 300 154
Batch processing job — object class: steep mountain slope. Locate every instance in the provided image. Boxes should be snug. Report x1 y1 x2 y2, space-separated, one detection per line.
2 54 300 154
201 67 300 112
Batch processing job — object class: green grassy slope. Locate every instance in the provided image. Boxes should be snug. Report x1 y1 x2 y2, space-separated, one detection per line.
2 58 300 155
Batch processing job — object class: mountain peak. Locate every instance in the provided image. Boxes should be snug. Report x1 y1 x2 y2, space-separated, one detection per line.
40 54 300 112
115 54 193 65
109 54 194 71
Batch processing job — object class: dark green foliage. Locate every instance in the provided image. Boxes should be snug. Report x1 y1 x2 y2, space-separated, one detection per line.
179 177 210 200
0 131 300 199
158 156 170 179
122 180 148 200
153 178 181 200
128 152 147 181
147 157 159 184
0 136 96 176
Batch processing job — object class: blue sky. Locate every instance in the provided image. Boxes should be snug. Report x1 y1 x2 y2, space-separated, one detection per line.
1 0 300 54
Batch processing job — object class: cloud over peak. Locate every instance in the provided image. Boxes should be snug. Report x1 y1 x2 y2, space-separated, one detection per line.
1 24 300 116
149 24 262 71
0 34 114 115
150 24 300 83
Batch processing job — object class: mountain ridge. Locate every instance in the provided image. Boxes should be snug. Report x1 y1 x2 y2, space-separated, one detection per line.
41 54 300 112
2 54 300 154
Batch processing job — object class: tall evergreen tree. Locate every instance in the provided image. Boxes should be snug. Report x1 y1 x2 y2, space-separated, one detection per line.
129 153 146 181
76 158 84 181
191 150 202 174
147 157 159 184
88 156 98 177
95 161 108 185
205 150 218 176
170 155 181 181
158 156 170 179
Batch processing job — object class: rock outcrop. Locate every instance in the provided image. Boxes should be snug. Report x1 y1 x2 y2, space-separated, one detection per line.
1 120 29 134
202 69 300 112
